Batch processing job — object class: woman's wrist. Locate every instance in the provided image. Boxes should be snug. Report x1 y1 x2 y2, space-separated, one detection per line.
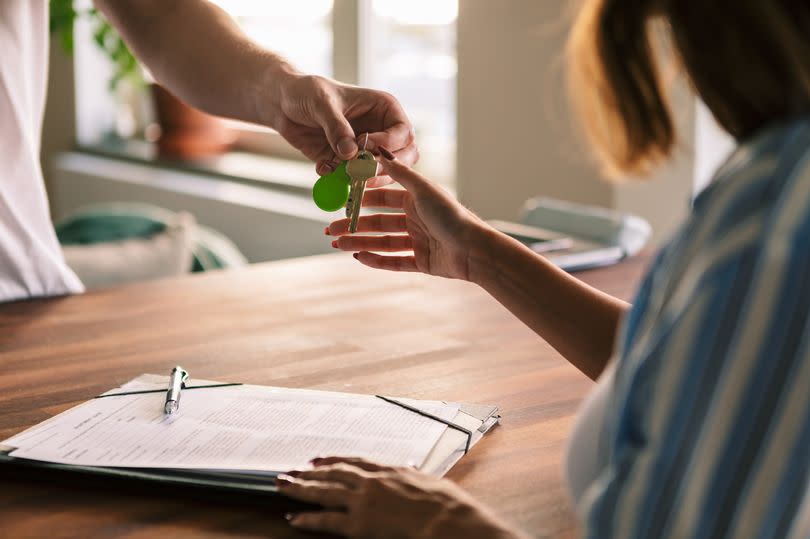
465 221 529 287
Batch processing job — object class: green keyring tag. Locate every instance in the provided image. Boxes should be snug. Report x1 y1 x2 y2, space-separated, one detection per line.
313 161 350 212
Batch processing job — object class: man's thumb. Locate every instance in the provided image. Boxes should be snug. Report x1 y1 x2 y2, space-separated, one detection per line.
314 102 357 159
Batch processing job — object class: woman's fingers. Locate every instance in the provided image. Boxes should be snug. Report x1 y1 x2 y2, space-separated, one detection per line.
361 188 408 209
275 476 351 508
334 235 413 252
287 511 351 535
377 146 432 192
293 464 368 488
355 252 419 272
328 214 407 236
312 456 389 472
366 175 395 189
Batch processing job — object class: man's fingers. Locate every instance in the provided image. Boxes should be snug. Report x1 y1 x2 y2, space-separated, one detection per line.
392 143 419 167
276 476 351 508
360 188 408 209
364 122 414 153
334 235 413 252
327 214 407 236
311 456 389 472
355 252 419 272
316 157 342 176
288 511 351 535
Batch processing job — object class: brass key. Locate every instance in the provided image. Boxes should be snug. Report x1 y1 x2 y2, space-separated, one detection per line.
345 136 379 233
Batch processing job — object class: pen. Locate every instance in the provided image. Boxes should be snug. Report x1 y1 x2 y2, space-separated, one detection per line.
164 366 189 414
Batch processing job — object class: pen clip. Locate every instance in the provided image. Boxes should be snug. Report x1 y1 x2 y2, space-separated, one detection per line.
172 366 189 388
179 368 189 388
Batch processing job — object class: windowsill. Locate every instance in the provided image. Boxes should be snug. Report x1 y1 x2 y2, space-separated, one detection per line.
78 135 316 197
76 134 457 204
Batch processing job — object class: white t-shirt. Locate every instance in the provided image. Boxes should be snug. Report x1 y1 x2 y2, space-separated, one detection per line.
0 1 84 302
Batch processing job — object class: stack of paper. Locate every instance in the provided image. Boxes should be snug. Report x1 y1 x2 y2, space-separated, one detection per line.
2 375 499 480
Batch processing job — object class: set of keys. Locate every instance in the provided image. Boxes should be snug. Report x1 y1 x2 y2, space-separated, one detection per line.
312 133 379 233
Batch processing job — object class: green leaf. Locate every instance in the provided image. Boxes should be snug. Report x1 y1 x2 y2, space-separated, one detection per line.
49 0 142 93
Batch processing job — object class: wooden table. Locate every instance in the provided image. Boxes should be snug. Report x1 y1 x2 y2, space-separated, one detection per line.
0 253 648 539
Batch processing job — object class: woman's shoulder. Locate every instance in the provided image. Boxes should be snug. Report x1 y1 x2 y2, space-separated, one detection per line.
620 117 810 360
707 116 810 216
688 116 810 259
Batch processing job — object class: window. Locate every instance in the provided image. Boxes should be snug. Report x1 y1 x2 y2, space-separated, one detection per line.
210 0 333 77
363 0 457 184
215 0 457 184
75 0 457 185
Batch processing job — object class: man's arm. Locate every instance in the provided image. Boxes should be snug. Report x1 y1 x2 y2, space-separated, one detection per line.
95 0 291 130
94 0 417 173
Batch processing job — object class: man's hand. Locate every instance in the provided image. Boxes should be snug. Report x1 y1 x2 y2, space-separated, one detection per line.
275 74 418 176
94 1 417 177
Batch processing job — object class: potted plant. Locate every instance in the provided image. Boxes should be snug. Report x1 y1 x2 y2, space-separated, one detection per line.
50 0 235 158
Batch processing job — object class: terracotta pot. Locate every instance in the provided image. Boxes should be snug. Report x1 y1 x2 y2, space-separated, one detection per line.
150 84 236 158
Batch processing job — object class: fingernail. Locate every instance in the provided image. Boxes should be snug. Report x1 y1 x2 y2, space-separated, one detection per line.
310 457 323 464
353 253 359 260
331 240 338 248
324 227 330 235
276 474 295 484
337 137 358 158
284 513 296 522
379 146 396 161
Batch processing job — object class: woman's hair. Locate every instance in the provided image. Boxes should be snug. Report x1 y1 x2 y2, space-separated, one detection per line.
568 0 810 178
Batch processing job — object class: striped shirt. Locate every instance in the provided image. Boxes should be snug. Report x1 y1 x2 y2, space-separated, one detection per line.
582 117 810 538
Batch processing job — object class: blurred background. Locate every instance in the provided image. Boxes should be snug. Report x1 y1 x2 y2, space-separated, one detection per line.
43 0 734 282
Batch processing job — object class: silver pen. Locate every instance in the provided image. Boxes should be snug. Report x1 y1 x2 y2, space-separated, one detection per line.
164 366 189 414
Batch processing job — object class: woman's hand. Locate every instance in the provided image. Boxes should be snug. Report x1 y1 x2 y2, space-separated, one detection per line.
326 147 491 280
276 457 526 539
275 75 418 176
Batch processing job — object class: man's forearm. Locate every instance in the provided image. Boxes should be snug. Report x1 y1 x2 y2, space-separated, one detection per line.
94 0 296 127
468 225 630 380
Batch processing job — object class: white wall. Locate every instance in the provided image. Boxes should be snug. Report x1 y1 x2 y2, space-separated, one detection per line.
456 1 611 216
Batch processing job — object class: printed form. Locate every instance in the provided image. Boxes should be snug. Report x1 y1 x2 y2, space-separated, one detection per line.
4 380 458 473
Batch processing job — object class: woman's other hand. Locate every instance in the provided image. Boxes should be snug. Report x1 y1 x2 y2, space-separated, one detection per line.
326 147 491 281
276 457 525 539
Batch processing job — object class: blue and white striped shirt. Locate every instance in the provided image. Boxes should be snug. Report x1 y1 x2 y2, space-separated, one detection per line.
583 117 810 538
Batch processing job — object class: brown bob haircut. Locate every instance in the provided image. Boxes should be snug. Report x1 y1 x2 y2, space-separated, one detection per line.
568 0 810 178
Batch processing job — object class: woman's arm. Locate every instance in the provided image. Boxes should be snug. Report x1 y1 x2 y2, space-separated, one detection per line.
330 149 629 379
469 226 629 379
93 0 417 173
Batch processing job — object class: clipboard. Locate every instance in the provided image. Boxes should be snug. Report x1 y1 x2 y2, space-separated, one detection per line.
0 374 500 501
